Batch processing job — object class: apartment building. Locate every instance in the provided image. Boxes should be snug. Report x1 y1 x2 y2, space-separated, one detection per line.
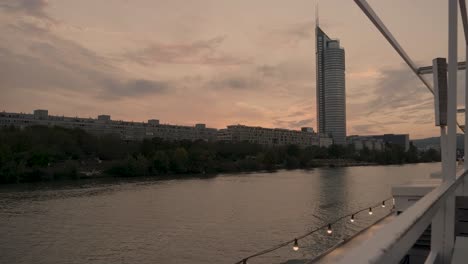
0 110 217 142
218 125 332 147
347 135 385 151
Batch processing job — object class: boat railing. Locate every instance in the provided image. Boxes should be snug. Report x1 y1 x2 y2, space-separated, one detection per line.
348 0 468 262
336 169 468 263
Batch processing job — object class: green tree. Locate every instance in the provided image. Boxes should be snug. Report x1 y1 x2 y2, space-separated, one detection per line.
171 147 189 173
285 156 300 169
328 144 345 158
421 148 441 162
286 145 300 158
405 142 419 163
262 149 278 170
152 150 170 174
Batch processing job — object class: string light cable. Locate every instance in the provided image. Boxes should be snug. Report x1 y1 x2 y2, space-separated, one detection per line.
234 196 394 264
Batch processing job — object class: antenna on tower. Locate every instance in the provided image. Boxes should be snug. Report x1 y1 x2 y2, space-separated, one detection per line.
315 1 319 27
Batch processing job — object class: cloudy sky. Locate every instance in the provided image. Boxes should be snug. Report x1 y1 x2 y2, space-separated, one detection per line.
0 0 466 139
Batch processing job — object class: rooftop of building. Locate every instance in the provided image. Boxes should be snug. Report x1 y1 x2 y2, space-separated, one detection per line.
226 124 317 133
0 110 215 130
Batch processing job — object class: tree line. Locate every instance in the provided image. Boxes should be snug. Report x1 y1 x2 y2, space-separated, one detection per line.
0 126 441 183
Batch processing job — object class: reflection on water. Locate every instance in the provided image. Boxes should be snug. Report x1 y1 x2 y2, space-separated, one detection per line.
0 163 439 264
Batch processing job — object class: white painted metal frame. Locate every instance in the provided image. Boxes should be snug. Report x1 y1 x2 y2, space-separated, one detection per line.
353 0 434 94
346 0 468 263
460 0 468 196
418 62 466 75
335 170 468 264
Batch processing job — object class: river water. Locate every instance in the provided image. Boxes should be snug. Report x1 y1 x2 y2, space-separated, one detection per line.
0 163 440 264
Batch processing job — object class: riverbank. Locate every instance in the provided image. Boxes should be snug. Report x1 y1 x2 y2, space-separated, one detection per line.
1 158 426 184
0 126 440 184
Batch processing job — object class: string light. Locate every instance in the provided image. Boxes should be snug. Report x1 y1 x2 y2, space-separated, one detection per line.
292 238 299 251
234 197 394 264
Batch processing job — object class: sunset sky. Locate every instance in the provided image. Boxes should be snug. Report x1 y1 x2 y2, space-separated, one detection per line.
1 0 467 139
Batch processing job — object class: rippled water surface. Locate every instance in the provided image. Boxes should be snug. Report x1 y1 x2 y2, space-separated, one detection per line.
0 163 439 264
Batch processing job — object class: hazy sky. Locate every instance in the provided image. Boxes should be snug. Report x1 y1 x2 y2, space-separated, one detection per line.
1 0 467 139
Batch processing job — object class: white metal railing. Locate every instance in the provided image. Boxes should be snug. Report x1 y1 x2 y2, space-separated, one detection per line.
336 169 468 264
341 0 468 263
424 251 438 264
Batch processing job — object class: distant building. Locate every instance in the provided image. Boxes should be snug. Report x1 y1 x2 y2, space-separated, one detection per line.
316 26 346 145
319 135 334 148
218 124 331 147
148 119 160 125
347 136 385 151
370 134 410 151
33 109 48 120
418 144 441 152
0 110 217 142
0 109 336 147
97 115 111 122
348 134 410 151
217 129 233 142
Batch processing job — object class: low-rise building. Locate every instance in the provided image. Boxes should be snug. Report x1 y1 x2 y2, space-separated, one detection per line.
347 134 410 151
319 135 334 148
0 110 217 142
347 135 385 151
370 134 410 151
0 110 334 147
219 124 330 147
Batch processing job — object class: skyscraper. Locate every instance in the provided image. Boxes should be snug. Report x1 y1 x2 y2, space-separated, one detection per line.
316 25 346 145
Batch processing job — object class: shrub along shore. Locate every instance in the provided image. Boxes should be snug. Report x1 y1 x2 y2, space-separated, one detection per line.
0 126 440 184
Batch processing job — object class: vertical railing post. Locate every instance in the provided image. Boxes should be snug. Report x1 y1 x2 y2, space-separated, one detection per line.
442 1 458 262
460 0 468 195
448 0 458 184
432 57 448 263
433 2 459 262
464 43 468 195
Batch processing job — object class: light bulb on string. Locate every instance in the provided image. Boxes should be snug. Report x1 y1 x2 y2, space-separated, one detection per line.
235 199 399 263
293 238 299 251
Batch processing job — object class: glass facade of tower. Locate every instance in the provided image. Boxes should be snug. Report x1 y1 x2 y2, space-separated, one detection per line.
316 26 346 145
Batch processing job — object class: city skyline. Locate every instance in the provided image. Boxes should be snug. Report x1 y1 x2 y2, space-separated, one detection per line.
1 0 466 139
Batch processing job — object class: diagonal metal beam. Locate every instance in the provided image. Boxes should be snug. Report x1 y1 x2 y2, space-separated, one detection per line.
354 0 434 94
355 0 466 133
460 0 468 45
